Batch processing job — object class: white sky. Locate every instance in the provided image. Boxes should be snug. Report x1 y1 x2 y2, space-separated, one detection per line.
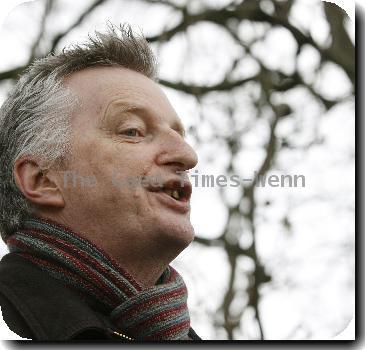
0 0 356 342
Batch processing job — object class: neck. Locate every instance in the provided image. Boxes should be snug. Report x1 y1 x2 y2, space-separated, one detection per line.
116 251 171 288
36 213 180 288
92 239 181 288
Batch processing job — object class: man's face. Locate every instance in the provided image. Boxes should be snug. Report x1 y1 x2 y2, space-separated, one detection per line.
60 67 198 256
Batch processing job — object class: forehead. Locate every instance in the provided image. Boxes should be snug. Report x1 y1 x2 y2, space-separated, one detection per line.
64 66 183 130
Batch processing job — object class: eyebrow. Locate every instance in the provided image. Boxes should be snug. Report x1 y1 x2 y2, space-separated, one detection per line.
171 120 186 138
100 101 136 128
102 101 186 137
102 101 139 122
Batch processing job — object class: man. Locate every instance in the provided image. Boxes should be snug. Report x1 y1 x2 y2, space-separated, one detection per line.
0 24 200 341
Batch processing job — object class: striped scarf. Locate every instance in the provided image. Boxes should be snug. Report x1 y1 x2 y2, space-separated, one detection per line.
6 217 191 340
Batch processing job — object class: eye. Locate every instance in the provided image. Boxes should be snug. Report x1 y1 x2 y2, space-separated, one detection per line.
120 128 142 137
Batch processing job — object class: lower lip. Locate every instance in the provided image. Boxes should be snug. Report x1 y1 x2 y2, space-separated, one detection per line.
151 191 190 213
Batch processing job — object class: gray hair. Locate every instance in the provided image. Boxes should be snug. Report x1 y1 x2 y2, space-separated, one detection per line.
0 24 157 240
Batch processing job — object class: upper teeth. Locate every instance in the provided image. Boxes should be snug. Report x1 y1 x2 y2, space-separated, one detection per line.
166 189 180 200
172 190 180 200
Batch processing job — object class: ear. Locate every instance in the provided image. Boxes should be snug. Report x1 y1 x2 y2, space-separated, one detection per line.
13 158 65 208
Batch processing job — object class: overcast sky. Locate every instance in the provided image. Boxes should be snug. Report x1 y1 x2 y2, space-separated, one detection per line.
0 0 356 342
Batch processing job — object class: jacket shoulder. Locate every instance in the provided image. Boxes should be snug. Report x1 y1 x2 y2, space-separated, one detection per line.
0 253 110 340
0 253 44 339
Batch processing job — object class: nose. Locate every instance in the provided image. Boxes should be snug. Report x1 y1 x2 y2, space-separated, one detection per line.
155 130 198 171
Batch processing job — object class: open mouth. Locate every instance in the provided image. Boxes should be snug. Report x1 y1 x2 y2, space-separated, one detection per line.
161 179 191 202
149 179 192 202
147 178 192 212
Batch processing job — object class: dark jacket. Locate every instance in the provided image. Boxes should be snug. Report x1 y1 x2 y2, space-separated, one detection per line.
0 253 201 341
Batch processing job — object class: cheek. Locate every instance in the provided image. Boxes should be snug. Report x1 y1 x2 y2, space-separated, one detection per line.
67 136 157 199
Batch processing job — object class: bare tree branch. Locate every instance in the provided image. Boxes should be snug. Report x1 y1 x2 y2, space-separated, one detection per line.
159 75 258 95
28 0 54 61
0 67 26 81
49 0 107 53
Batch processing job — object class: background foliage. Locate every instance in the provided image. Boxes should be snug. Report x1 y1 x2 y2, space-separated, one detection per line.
0 0 355 340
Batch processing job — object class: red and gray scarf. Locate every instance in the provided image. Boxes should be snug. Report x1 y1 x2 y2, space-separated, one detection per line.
6 217 191 340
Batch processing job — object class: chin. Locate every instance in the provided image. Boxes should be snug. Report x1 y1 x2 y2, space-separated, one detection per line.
157 219 195 249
